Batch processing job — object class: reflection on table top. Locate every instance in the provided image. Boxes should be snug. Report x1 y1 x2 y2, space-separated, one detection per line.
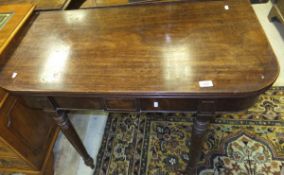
0 0 279 97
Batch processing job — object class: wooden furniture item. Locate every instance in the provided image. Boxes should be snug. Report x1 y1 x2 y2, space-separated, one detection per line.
68 0 267 9
67 0 170 9
0 4 59 175
0 0 279 173
0 0 71 11
269 0 284 24
0 90 59 175
68 0 215 9
0 4 34 65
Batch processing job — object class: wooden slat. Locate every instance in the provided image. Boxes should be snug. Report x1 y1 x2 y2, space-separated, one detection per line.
0 89 9 109
0 138 18 158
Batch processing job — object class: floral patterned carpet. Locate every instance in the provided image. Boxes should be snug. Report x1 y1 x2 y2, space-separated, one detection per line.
94 87 284 175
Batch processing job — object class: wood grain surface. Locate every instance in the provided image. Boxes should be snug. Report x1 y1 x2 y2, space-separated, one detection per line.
0 0 70 10
77 0 217 8
0 4 34 62
0 0 279 97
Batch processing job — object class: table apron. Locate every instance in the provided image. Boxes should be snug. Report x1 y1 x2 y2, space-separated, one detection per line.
19 95 259 113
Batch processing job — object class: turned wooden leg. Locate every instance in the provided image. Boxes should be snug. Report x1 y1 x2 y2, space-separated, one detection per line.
186 100 215 174
66 0 87 9
268 6 278 21
186 115 210 174
48 97 94 169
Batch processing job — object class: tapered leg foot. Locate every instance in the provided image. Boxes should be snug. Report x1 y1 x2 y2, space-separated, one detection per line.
84 156 95 169
48 97 94 169
52 111 95 169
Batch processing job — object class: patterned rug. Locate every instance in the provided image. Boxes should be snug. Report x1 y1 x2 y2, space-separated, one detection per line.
94 87 284 175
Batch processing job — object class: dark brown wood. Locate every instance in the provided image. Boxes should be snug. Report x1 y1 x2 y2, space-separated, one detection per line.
140 96 258 112
0 0 279 172
55 97 103 110
105 98 137 111
48 97 95 169
73 0 217 8
0 0 278 96
0 92 59 174
0 4 59 175
186 100 215 173
67 0 87 9
21 94 258 113
51 111 94 169
186 116 210 174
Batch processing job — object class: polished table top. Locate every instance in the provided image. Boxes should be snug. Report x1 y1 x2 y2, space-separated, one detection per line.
0 1 279 170
0 0 279 97
0 3 34 107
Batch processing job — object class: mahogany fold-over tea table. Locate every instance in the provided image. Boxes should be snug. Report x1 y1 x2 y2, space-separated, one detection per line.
0 0 279 173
